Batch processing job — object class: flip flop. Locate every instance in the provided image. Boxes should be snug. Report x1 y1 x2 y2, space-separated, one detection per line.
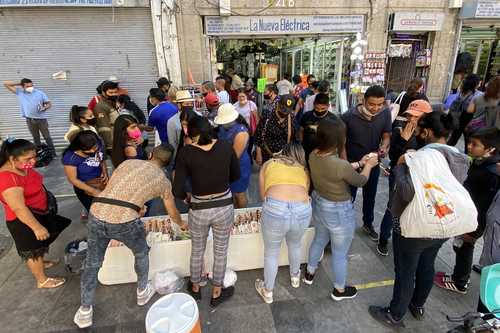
43 259 60 269
37 277 66 289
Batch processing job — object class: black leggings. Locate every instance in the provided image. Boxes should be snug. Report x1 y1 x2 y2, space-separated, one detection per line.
74 186 93 211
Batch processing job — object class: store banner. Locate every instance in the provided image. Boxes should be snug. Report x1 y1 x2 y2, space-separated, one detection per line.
475 0 500 18
0 0 112 6
392 12 445 31
205 15 364 36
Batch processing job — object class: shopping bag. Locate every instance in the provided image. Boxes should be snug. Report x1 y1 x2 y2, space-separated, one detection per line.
400 149 478 239
390 91 406 123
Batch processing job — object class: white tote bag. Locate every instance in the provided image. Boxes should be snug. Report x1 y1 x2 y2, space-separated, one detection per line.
400 149 478 239
390 91 406 123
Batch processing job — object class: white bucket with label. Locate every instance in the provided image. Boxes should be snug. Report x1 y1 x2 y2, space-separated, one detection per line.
145 293 201 333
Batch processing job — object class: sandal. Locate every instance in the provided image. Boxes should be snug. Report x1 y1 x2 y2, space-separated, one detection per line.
43 259 60 269
37 277 66 289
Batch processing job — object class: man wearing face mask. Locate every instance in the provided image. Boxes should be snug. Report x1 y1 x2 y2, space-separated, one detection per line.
299 93 340 161
200 81 220 119
262 84 279 119
167 90 199 158
255 94 296 165
145 88 178 146
93 81 120 154
3 78 56 157
341 85 392 241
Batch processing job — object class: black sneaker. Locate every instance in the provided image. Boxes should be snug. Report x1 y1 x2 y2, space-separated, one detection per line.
472 264 483 274
210 286 235 307
408 303 425 320
362 225 379 241
331 286 357 301
303 271 315 285
368 306 405 330
187 280 201 301
377 241 389 256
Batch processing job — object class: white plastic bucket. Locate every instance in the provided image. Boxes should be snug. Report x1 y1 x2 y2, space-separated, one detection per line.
145 293 201 333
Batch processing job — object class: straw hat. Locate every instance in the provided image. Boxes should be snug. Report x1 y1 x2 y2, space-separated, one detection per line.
214 103 239 125
176 90 194 103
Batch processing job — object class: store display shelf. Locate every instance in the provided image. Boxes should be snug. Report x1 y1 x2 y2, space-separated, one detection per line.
98 208 315 285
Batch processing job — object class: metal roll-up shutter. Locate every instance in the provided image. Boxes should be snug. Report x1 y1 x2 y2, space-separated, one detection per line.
0 7 158 150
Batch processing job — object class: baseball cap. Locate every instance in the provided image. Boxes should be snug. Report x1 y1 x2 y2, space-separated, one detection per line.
405 99 432 117
204 93 220 108
278 94 296 114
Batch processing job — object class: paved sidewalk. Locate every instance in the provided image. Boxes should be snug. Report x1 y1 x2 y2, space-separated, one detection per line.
0 162 482 333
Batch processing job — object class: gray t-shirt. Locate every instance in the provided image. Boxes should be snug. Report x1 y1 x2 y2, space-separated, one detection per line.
473 95 500 128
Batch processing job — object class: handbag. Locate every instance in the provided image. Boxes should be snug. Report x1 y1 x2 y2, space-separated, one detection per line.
30 185 58 216
249 110 258 135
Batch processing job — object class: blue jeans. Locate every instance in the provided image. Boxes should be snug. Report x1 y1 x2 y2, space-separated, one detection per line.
351 166 380 228
379 171 395 242
81 215 149 306
261 197 312 290
307 192 355 289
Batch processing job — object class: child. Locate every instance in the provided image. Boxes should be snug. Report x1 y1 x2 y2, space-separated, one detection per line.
434 127 500 294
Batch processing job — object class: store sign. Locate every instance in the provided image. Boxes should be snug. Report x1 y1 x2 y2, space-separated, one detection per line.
0 0 111 6
205 15 364 36
475 0 500 18
392 12 445 31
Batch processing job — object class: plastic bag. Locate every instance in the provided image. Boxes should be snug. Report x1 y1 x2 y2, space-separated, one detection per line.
400 149 478 238
153 270 185 295
64 239 88 274
206 268 237 287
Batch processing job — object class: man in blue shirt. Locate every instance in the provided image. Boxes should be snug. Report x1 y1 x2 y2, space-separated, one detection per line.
146 88 178 145
3 78 56 156
341 85 392 241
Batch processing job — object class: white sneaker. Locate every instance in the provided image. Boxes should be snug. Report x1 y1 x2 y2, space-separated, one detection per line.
74 305 93 328
291 271 301 288
137 282 156 306
255 279 273 304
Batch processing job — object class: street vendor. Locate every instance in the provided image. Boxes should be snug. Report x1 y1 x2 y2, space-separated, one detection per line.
73 144 187 329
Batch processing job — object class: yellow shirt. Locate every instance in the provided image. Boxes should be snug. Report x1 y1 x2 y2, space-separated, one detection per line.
263 159 308 193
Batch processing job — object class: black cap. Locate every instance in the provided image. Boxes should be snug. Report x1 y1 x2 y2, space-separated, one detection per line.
156 77 171 87
278 94 296 114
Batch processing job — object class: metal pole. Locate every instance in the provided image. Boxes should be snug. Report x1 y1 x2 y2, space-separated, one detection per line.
473 41 483 74
445 19 463 97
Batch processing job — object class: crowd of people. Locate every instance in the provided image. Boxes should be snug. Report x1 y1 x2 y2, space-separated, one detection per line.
0 71 500 330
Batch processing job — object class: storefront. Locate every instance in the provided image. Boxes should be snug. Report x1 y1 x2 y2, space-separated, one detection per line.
0 1 158 149
385 12 445 93
452 0 500 91
204 15 364 112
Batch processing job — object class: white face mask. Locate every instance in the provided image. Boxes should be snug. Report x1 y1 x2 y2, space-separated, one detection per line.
25 87 34 93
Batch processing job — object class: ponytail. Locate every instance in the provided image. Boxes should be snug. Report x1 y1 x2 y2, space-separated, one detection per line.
0 139 36 167
70 105 89 125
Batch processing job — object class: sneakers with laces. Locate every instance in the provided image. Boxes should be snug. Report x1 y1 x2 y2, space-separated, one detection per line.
137 282 156 306
291 271 300 288
368 306 405 329
255 279 273 304
303 271 315 285
362 225 379 241
74 305 93 329
433 273 468 294
331 286 358 301
408 303 425 320
377 241 389 256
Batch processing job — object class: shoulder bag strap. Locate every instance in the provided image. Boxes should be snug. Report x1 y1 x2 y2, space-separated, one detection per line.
394 91 406 105
287 114 292 144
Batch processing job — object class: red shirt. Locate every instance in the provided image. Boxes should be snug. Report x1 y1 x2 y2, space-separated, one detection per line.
0 170 47 221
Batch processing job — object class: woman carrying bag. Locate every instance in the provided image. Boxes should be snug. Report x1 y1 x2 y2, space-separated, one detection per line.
0 139 71 289
62 131 108 211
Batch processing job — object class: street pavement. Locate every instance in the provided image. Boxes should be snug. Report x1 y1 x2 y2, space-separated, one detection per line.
0 158 483 333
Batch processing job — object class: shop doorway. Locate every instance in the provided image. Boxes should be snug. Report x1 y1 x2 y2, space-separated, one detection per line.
210 36 353 112
385 33 431 93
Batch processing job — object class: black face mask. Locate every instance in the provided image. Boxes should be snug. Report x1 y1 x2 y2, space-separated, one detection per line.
107 95 118 102
85 118 97 126
263 94 271 100
416 134 427 149
202 92 208 97
181 106 194 113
